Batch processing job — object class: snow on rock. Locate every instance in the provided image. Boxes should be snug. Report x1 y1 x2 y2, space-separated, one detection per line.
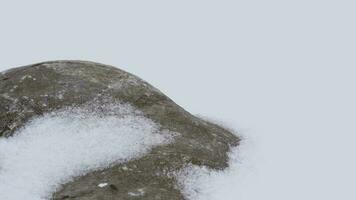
0 61 239 199
176 142 253 200
175 118 255 200
0 103 175 200
97 183 109 188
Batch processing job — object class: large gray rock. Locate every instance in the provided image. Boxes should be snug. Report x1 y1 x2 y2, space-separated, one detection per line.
0 61 239 199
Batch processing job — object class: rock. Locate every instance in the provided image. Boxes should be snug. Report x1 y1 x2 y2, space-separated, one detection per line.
0 61 239 199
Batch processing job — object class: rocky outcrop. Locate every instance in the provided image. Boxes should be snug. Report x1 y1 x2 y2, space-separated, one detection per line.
0 61 239 199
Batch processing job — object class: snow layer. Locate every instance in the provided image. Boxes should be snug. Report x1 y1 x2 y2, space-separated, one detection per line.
177 141 254 200
176 119 256 200
0 103 175 200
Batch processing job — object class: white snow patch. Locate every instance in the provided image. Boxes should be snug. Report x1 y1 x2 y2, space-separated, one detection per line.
176 118 257 200
176 141 255 200
0 103 176 200
20 74 33 81
128 188 145 197
97 183 108 188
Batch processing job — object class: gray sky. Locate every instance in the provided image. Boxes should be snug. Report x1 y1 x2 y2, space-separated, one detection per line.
1 0 355 199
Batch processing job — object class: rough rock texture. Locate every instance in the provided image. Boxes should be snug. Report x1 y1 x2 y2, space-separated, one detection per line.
0 61 239 200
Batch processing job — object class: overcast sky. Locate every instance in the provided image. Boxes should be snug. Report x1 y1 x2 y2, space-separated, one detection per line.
1 1 355 199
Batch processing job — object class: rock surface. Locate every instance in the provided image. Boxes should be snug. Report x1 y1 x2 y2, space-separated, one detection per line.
0 61 239 200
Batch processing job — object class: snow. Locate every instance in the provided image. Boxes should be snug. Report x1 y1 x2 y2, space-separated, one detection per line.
128 188 145 197
175 119 256 200
1 1 356 199
98 183 109 188
0 103 175 200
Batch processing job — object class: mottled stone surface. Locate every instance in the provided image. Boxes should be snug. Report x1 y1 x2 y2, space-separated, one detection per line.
0 61 239 199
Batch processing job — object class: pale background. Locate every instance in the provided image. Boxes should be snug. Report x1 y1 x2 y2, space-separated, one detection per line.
0 0 355 199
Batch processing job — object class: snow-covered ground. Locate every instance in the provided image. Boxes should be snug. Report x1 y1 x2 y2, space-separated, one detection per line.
1 1 355 199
